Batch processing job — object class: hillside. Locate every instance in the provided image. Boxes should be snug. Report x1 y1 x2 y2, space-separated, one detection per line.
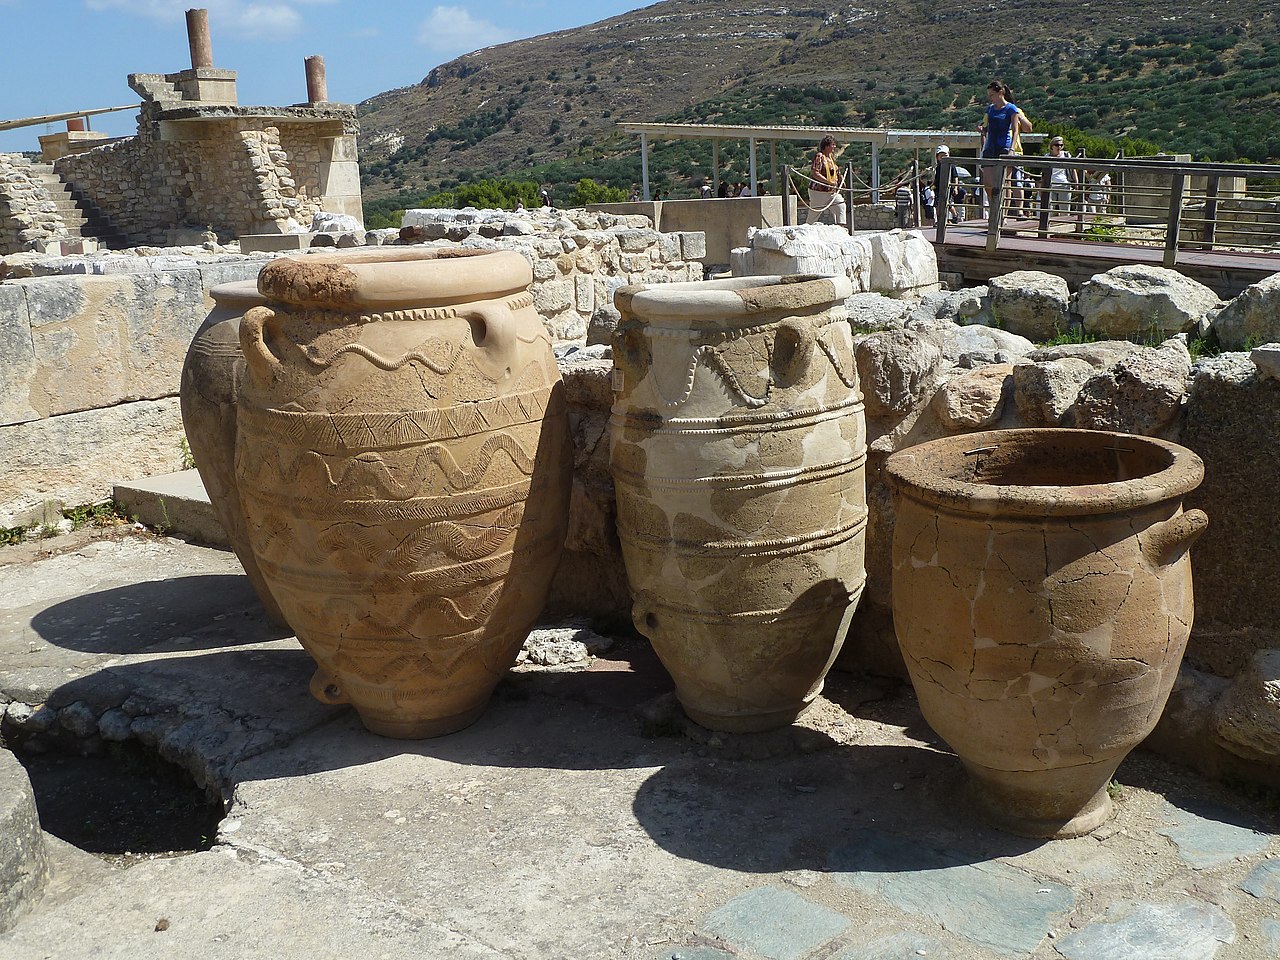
357 0 1280 217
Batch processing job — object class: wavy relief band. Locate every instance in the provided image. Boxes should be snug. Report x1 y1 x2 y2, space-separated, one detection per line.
239 385 558 452
611 451 867 492
609 395 864 435
315 502 524 566
640 582 863 625
264 292 536 330
619 514 868 557
247 432 540 500
238 476 532 521
302 338 464 375
816 335 861 389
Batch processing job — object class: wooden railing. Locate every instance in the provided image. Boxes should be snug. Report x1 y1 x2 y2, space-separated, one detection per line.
935 155 1280 267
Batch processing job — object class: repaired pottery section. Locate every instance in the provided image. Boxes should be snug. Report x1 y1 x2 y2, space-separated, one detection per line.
610 274 867 732
180 279 288 626
235 248 572 738
885 428 1207 837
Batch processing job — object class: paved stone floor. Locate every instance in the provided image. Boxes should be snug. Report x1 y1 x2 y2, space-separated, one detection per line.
0 530 1277 959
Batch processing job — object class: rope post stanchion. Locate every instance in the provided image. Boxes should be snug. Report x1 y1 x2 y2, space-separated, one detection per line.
782 164 791 226
846 162 855 236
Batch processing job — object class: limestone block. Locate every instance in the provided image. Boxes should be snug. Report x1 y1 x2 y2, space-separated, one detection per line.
1214 649 1280 763
1077 264 1222 341
910 285 992 326
657 234 681 262
534 278 574 316
988 270 1071 342
933 363 1012 430
679 231 707 261
867 229 940 295
1025 339 1139 369
614 228 656 252
1013 357 1097 425
1253 344 1280 381
1213 273 1280 351
733 225 875 291
0 748 47 932
1068 339 1190 435
0 283 38 426
847 292 913 332
1182 354 1280 671
854 326 946 418
0 397 185 527
574 274 594 314
910 317 1034 365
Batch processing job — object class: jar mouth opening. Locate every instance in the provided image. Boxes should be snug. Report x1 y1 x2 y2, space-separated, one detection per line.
884 429 1204 516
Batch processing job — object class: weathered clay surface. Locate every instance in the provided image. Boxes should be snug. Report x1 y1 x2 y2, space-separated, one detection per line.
886 429 1207 838
179 280 286 626
610 274 867 731
235 248 572 737
1213 272 1280 351
987 270 1071 341
1077 264 1222 341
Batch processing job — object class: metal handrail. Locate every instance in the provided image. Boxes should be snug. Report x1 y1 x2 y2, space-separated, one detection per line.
935 155 1280 267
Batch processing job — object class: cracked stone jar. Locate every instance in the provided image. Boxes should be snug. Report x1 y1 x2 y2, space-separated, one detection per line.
884 428 1208 837
180 280 288 627
234 248 572 738
610 274 867 732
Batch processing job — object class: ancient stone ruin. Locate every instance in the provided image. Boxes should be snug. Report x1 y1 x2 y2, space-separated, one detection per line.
0 9 360 256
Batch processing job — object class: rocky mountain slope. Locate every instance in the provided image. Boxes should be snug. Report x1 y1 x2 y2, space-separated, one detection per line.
357 0 1280 208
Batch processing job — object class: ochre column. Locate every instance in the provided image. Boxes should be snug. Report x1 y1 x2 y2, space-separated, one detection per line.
305 56 328 104
186 8 213 69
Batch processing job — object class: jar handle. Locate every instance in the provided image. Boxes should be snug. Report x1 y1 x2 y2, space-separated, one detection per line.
612 320 648 388
1141 508 1209 566
631 590 660 638
773 318 815 382
240 306 284 386
461 302 517 367
309 668 350 705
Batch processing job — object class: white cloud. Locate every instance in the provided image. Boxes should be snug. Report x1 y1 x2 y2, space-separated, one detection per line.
83 0 320 38
417 5 515 55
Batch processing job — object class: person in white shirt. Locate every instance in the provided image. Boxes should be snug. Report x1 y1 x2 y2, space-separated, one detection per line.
1047 137 1076 215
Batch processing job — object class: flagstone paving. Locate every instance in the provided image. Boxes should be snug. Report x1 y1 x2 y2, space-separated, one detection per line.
1 531 1277 959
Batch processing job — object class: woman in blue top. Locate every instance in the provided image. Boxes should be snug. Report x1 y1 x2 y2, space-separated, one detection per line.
977 80 1032 211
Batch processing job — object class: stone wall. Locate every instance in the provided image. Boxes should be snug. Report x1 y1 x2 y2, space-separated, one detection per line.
400 208 706 341
0 154 69 255
54 117 344 245
0 254 270 526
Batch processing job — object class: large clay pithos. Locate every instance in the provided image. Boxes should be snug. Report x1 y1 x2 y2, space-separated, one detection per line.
179 279 288 626
884 428 1208 837
610 274 867 732
234 248 572 738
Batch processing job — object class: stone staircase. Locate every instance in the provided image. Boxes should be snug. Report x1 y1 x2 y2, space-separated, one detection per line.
27 163 127 250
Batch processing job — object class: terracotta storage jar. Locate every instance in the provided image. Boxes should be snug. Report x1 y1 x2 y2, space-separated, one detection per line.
884 428 1208 837
235 248 572 738
180 279 287 626
610 274 867 732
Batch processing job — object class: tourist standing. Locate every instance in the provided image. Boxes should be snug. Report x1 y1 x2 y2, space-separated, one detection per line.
977 80 1031 210
1047 137 1075 216
933 144 963 224
807 135 846 225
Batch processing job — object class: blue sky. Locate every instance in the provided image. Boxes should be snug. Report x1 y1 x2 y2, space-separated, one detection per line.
0 0 652 151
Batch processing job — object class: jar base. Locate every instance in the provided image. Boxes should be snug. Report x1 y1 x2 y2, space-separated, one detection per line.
681 698 816 734
355 701 490 740
964 759 1119 839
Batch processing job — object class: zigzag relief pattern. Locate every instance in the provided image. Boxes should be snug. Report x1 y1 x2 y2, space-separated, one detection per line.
238 384 556 452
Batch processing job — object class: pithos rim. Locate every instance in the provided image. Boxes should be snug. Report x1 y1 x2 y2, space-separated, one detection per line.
883 428 1204 518
256 247 532 310
615 274 854 324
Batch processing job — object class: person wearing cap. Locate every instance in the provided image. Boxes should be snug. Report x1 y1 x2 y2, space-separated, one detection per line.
1047 137 1076 216
806 135 847 225
933 144 963 224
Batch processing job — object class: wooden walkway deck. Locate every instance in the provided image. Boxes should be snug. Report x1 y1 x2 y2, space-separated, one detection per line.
933 223 1280 298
